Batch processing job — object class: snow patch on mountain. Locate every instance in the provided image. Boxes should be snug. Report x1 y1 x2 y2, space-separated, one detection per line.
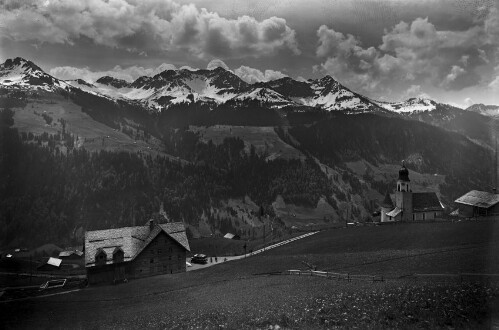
374 98 437 113
233 87 293 107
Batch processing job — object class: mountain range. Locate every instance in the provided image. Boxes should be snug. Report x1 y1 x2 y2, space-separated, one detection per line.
4 56 492 116
0 56 497 248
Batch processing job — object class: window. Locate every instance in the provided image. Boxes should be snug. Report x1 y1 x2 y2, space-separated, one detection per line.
178 254 181 260
158 249 162 254
113 248 124 263
150 258 154 264
169 255 172 260
95 250 107 266
423 213 426 220
169 247 172 253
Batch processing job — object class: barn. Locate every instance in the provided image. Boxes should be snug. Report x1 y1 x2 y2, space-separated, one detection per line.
454 190 499 218
223 232 240 240
84 220 190 285
37 257 62 271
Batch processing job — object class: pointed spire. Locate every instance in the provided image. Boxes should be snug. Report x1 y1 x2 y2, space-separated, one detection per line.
381 191 394 208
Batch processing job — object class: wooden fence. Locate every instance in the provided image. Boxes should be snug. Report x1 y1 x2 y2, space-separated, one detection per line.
285 269 384 283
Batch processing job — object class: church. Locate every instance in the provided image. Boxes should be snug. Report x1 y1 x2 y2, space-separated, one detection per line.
380 162 444 222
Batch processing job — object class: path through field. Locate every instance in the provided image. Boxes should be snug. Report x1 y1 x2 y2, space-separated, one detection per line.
187 231 318 271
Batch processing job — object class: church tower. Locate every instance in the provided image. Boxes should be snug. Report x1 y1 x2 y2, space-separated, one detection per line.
395 161 413 221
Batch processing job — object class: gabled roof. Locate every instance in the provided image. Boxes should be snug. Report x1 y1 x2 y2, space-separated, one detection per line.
59 250 83 258
84 222 190 268
455 190 499 208
386 207 402 217
38 257 62 268
412 192 443 212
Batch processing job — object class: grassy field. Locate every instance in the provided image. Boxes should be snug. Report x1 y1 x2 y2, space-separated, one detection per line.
12 94 181 161
190 125 305 160
1 221 498 329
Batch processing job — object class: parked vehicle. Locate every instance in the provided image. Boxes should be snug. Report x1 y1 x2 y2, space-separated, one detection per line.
191 254 208 264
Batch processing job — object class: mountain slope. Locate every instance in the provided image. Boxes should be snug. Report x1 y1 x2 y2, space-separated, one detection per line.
374 97 437 113
465 103 499 118
0 57 69 92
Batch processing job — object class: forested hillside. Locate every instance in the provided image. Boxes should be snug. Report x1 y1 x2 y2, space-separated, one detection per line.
0 109 333 247
280 113 494 205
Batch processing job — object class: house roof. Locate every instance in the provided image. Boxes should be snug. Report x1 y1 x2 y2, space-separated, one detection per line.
59 250 83 257
84 222 190 268
412 192 443 212
386 207 402 217
38 257 62 268
454 190 499 209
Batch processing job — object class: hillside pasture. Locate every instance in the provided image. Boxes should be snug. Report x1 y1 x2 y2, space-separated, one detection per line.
190 125 305 160
273 195 342 228
1 221 498 329
12 94 181 161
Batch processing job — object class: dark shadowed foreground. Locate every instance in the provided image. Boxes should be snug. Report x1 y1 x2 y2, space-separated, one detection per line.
2 221 499 329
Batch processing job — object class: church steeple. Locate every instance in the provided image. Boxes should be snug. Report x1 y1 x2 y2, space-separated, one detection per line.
397 160 410 192
398 160 410 182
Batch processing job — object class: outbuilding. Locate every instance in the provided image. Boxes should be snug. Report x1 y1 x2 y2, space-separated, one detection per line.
454 190 499 218
37 257 62 271
223 233 240 240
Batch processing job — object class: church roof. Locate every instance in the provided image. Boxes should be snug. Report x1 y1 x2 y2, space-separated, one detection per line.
386 207 402 217
412 192 443 212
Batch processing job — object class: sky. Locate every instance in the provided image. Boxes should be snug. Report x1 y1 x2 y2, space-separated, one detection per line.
1 0 498 107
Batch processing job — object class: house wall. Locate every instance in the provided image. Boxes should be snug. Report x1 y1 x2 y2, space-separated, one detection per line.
458 204 476 217
488 204 499 216
395 191 413 221
87 264 116 284
380 206 392 222
128 232 186 279
412 211 443 221
87 231 187 285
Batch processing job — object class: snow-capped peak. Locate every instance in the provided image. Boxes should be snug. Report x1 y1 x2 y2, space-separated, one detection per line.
374 97 437 113
0 57 67 92
233 87 293 107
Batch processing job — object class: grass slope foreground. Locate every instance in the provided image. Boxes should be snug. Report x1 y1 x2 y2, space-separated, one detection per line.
1 221 498 329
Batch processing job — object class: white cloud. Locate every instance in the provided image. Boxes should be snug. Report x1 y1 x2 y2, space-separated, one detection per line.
206 59 230 71
441 65 466 88
49 62 177 82
0 0 300 58
315 7 498 97
233 65 287 84
401 85 430 101
464 97 474 106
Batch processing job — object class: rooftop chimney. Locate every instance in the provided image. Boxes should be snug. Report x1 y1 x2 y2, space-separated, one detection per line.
149 219 155 232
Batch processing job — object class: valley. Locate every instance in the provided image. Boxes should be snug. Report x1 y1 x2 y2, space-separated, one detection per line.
0 57 497 250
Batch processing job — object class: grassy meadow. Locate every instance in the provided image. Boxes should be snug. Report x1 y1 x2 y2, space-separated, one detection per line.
1 220 498 329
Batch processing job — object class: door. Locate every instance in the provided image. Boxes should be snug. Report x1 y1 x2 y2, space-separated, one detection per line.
114 265 126 282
